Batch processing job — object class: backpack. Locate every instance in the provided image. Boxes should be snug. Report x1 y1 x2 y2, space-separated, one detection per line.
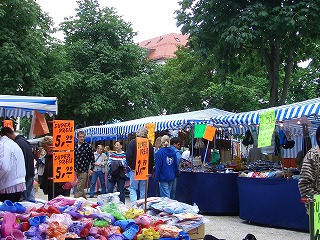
279 129 295 149
243 130 254 146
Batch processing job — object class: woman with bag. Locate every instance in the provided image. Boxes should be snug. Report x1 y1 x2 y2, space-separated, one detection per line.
107 141 127 203
89 145 108 198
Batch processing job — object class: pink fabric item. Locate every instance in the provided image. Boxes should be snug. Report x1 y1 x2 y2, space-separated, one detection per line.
1 212 20 237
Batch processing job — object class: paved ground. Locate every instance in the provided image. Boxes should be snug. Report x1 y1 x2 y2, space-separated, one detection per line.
34 189 309 240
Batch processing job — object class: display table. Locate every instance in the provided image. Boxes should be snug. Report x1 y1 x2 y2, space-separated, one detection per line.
176 171 239 214
238 177 309 231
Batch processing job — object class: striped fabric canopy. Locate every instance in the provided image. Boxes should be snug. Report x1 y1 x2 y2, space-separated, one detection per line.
212 98 320 125
0 95 58 118
77 108 232 139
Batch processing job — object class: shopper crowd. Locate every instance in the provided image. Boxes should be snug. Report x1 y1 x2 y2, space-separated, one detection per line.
0 126 184 205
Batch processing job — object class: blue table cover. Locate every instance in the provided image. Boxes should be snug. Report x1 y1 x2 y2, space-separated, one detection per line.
238 177 309 231
176 171 239 214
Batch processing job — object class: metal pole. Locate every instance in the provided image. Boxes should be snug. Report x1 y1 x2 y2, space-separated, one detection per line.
202 141 210 171
191 124 194 171
144 176 149 213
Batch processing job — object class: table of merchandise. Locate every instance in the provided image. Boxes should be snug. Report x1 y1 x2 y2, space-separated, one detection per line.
238 177 309 231
176 171 239 214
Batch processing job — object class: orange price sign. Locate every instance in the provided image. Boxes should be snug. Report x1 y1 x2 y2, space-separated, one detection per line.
53 120 74 150
134 137 149 180
203 125 217 141
3 120 13 129
53 152 74 183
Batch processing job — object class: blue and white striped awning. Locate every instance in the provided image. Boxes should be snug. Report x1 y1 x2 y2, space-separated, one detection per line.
76 108 232 139
0 95 58 118
212 98 320 125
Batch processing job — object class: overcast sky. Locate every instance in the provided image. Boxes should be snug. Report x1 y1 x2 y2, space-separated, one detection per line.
36 0 182 43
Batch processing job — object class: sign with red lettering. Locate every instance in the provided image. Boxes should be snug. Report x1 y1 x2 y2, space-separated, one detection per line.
53 120 74 150
135 137 149 180
53 151 74 183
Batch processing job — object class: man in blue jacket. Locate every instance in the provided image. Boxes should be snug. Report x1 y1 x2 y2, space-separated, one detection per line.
170 137 182 199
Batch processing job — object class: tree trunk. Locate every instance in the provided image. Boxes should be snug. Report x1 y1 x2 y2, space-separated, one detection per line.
280 46 294 105
261 39 280 107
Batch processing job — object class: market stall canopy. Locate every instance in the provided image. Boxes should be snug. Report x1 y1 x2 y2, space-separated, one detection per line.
77 108 233 140
212 98 320 126
0 95 58 118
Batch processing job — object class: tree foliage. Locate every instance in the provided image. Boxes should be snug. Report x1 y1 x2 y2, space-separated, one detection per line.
0 0 52 95
176 0 320 106
161 47 270 113
42 0 162 125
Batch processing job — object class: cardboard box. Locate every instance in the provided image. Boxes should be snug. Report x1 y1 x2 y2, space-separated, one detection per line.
187 224 205 239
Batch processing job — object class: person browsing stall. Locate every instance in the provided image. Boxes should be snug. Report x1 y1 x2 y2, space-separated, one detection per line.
298 125 320 210
0 130 26 202
107 141 127 203
89 145 108 198
40 136 71 200
74 131 95 199
1 127 35 201
155 135 179 198
126 127 154 205
170 137 182 200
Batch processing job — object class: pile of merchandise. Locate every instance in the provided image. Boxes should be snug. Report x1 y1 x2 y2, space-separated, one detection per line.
246 160 279 172
0 194 205 240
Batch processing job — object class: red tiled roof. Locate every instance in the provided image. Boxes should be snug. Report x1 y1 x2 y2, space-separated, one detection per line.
139 33 189 60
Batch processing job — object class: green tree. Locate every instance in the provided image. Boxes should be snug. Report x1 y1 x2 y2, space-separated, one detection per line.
176 0 320 106
160 47 212 114
160 46 269 114
46 0 161 125
0 0 52 95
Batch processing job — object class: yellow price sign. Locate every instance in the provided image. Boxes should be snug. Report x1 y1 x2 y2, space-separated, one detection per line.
53 120 74 150
258 110 275 148
53 152 74 183
145 123 155 145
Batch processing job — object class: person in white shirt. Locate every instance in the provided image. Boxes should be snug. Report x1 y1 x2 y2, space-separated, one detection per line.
0 134 26 202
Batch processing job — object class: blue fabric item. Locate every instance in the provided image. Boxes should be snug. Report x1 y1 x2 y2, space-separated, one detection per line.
122 223 139 240
279 130 288 146
238 177 309 231
176 172 239 214
113 219 135 231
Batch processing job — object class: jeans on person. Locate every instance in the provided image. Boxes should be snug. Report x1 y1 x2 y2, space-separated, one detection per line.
75 172 88 198
22 177 35 201
129 170 146 204
89 171 106 196
170 177 177 200
108 178 125 204
159 181 173 198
